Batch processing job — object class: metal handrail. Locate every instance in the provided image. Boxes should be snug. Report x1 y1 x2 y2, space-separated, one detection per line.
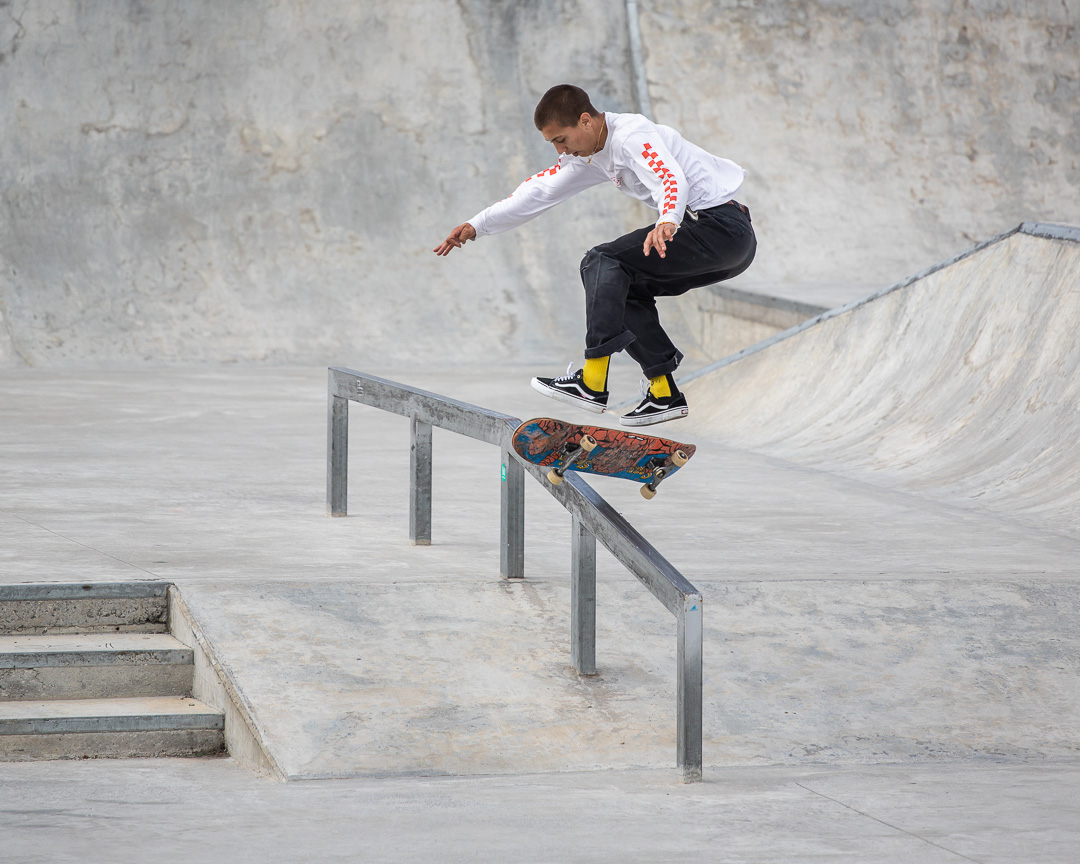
326 366 703 781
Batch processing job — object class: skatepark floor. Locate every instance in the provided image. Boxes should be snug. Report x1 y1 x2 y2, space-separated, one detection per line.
3 363 1079 863
4 757 1077 864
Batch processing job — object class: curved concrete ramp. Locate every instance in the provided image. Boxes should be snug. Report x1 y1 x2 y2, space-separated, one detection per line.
684 223 1080 538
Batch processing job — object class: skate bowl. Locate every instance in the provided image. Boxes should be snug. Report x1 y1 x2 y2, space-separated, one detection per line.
641 221 1080 770
683 221 1080 538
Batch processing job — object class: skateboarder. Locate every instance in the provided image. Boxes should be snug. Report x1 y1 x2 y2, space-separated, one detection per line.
434 84 757 426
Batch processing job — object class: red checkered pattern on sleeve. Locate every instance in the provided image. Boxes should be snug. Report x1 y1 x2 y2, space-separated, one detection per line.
641 143 678 219
499 163 562 201
525 164 561 183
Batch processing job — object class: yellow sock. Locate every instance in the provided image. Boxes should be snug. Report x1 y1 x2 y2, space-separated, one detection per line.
649 374 673 399
582 356 609 392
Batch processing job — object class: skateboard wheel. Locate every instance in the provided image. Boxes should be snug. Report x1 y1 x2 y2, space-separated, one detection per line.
640 484 657 500
672 450 689 467
547 468 564 486
579 435 598 453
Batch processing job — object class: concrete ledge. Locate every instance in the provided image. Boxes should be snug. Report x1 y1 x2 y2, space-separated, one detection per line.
0 583 170 635
167 586 285 780
0 729 225 761
0 633 193 667
0 696 223 735
0 635 195 700
703 284 829 325
1020 221 1080 243
673 284 831 363
1 665 196 701
0 582 170 601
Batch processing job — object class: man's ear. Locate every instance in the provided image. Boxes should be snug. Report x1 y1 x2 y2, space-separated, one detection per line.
579 112 592 128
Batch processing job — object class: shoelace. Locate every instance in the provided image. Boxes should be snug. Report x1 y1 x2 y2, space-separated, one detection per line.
553 362 576 384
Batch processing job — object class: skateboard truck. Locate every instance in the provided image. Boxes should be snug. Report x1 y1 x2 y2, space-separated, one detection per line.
639 449 690 500
547 434 598 486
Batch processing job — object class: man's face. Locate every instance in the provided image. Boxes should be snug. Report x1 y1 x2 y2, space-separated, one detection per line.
541 114 600 158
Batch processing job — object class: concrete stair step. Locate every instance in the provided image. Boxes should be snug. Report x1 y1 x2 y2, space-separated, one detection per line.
0 633 195 700
0 696 224 733
0 582 169 635
0 696 225 761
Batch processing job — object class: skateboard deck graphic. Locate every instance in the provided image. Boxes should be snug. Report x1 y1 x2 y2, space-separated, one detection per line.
511 417 696 499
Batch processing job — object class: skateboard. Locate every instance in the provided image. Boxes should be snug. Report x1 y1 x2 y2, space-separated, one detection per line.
511 417 696 499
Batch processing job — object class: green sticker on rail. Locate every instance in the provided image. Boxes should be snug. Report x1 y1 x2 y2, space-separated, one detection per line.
501 464 507 482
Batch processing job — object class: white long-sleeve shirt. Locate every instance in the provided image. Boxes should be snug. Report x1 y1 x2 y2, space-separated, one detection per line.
466 112 746 236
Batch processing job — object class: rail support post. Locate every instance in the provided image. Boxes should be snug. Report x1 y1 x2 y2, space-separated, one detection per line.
327 390 349 517
571 514 597 675
677 592 703 782
500 452 525 579
410 418 433 545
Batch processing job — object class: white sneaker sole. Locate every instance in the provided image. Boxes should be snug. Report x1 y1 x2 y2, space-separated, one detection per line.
530 377 607 414
619 406 689 427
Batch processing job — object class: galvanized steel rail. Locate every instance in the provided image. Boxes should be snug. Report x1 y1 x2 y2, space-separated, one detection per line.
326 366 703 781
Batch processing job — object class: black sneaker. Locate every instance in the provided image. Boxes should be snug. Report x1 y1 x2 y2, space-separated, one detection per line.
531 365 608 414
620 385 689 427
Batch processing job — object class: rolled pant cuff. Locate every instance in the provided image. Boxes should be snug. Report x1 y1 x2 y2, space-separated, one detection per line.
585 331 636 359
641 351 684 380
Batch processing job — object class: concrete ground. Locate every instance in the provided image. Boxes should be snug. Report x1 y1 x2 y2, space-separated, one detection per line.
2 362 1079 861
3 757 1079 863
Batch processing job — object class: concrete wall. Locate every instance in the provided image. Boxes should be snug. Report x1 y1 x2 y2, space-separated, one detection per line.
1 0 1077 367
0 0 641 366
644 0 1080 292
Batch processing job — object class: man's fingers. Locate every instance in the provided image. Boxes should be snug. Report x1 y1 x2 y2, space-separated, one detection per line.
434 230 468 255
434 223 476 256
645 224 676 258
635 225 669 257
643 228 669 258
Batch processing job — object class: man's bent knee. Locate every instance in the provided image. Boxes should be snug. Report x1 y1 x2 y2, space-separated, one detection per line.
579 247 605 277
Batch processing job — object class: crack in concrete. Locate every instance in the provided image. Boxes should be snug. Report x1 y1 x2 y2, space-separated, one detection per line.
0 0 28 65
794 781 988 863
0 510 163 580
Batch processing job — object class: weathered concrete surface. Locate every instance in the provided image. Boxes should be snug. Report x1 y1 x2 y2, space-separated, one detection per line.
684 226 1080 538
4 2 1078 369
0 695 225 760
681 284 830 361
0 662 194 703
0 633 193 701
180 575 1080 779
2 759 1080 863
0 1 642 367
3 365 1080 778
0 728 224 762
0 597 167 635
645 0 1080 295
0 695 222 732
0 581 169 634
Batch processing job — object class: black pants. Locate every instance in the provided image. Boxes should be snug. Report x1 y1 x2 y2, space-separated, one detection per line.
579 201 756 379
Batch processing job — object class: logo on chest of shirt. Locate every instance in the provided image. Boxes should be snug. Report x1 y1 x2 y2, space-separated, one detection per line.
609 176 622 188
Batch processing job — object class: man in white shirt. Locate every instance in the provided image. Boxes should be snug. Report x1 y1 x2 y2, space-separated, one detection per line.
434 84 756 426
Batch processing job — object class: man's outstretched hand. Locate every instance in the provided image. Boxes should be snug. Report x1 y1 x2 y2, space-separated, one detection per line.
433 223 477 256
643 222 678 258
